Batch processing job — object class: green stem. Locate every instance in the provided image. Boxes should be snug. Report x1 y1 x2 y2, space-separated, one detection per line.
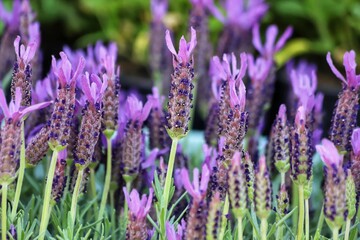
163 138 178 209
2 184 8 240
96 136 113 236
344 218 351 240
297 185 304 240
292 183 299 231
276 225 283 240
110 190 116 240
70 168 84 226
260 218 268 240
237 217 243 240
218 194 229 240
99 137 112 218
10 121 25 221
332 227 339 240
90 168 98 214
38 149 58 240
305 199 309 240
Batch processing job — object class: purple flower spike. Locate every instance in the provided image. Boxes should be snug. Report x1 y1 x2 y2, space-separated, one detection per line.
14 36 37 65
181 164 210 202
124 95 152 123
151 0 168 22
0 0 20 30
0 87 50 122
351 129 360 156
252 24 293 59
166 221 185 240
290 69 317 112
166 27 197 67
326 51 360 89
247 54 272 83
316 139 343 168
52 52 86 88
81 73 108 105
123 187 153 220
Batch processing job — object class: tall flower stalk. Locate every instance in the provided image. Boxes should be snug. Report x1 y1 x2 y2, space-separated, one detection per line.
38 52 85 240
160 27 196 239
316 139 346 240
0 87 49 240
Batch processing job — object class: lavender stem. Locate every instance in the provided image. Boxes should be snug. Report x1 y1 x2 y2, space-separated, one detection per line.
38 149 59 240
1 183 8 240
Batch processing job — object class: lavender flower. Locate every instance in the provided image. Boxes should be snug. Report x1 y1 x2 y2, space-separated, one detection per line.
74 73 107 168
290 106 313 185
181 164 210 239
327 51 360 152
316 139 346 229
206 192 222 239
150 0 172 95
211 53 248 199
11 36 37 107
188 0 216 110
0 87 50 183
49 52 85 150
271 104 290 175
166 220 186 240
0 0 21 80
228 151 248 218
215 0 268 54
345 169 356 221
254 155 272 220
276 184 289 219
51 149 67 202
123 187 153 240
252 24 293 60
121 95 152 183
147 87 170 151
165 27 197 139
97 43 120 134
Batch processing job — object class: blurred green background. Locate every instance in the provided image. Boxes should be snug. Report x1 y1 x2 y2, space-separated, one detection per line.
2 0 360 77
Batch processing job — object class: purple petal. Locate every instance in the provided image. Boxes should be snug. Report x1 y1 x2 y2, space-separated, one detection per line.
180 168 197 198
352 128 360 156
19 101 51 119
252 24 263 53
326 52 346 84
264 25 278 56
0 89 10 118
274 26 293 53
199 164 210 193
165 30 177 56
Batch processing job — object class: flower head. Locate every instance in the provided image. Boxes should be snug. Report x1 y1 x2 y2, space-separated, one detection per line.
151 0 168 22
181 164 210 201
213 0 268 31
123 188 153 220
124 95 152 123
247 54 272 83
166 27 197 67
14 36 37 65
166 220 185 240
352 128 360 156
52 52 85 87
0 87 50 122
0 0 20 30
80 73 108 105
290 69 317 112
316 139 343 168
326 50 360 89
252 24 293 59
